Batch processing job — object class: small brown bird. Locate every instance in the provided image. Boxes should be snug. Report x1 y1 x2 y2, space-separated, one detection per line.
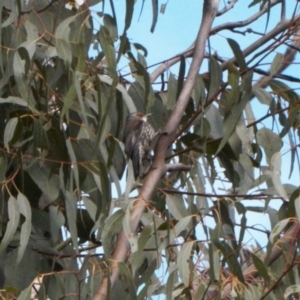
123 112 155 179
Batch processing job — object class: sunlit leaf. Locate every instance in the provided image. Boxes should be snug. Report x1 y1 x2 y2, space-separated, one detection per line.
217 71 252 154
166 194 188 220
269 80 298 105
284 284 300 299
166 73 177 110
269 219 289 244
98 74 136 112
56 38 72 68
253 86 272 105
17 284 32 300
177 241 195 287
256 128 282 163
270 53 283 76
102 209 124 257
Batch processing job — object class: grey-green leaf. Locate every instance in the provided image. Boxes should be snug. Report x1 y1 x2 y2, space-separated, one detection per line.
177 241 195 287
16 193 32 264
0 196 20 254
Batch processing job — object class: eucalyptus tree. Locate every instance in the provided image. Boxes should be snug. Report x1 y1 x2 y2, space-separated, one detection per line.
0 0 300 299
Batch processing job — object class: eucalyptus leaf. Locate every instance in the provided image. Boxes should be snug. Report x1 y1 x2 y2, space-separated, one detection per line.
0 197 20 255
16 193 32 264
177 241 195 287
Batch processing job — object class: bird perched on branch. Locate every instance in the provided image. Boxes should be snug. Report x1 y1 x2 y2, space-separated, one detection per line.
123 112 156 179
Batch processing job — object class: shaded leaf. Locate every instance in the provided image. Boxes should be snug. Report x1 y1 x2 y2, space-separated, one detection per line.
65 191 78 252
0 196 20 255
4 117 19 151
98 26 117 81
103 14 117 41
16 193 32 264
27 164 60 203
124 0 134 31
5 247 41 291
66 139 80 190
208 57 222 101
150 0 158 33
160 3 168 14
251 252 270 284
227 38 247 72
295 197 300 224
118 262 137 300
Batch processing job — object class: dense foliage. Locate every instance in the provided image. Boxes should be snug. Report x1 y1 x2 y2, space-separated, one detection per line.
0 0 300 299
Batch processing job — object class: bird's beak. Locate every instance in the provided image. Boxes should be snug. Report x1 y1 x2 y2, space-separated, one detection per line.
145 113 152 117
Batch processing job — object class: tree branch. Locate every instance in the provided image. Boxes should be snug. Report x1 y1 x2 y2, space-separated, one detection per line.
220 15 300 70
93 1 220 299
216 0 237 17
149 0 283 83
211 0 281 33
165 163 192 173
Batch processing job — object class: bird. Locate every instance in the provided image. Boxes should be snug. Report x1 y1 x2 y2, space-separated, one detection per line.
123 112 156 179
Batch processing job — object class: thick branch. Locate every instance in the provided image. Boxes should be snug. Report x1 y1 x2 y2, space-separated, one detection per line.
93 1 220 299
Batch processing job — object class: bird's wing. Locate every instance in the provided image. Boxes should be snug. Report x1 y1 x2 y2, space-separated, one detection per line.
123 118 144 157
